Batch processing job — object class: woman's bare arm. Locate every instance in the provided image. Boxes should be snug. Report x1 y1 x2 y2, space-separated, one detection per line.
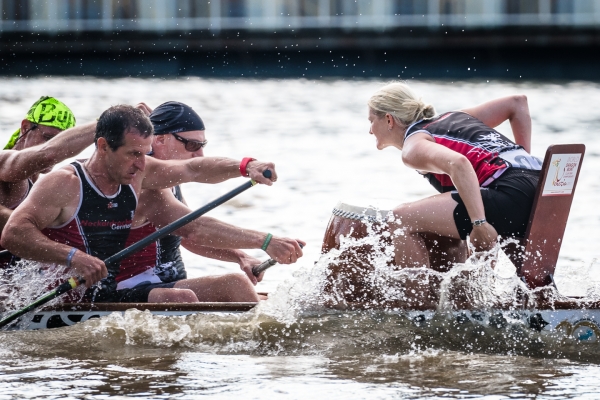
461 95 532 153
402 133 498 250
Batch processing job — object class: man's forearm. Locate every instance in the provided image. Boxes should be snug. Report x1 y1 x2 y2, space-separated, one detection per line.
180 241 247 264
43 121 96 165
0 121 96 182
174 216 266 250
187 157 241 184
143 157 275 189
1 222 72 264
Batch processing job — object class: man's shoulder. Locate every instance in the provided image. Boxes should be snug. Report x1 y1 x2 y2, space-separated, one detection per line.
35 165 79 191
46 164 77 178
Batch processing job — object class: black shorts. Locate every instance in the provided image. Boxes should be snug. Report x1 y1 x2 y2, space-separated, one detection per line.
115 282 177 303
452 168 540 240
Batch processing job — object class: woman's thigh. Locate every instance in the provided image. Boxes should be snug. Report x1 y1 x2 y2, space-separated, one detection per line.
393 192 461 239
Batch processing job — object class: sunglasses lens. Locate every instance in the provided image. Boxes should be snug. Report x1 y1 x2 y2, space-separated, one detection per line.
185 140 206 152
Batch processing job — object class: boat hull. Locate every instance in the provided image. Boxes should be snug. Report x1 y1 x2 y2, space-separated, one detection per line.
18 301 600 343
24 302 258 330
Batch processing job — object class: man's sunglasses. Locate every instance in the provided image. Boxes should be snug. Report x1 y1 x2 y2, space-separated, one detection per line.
171 132 208 152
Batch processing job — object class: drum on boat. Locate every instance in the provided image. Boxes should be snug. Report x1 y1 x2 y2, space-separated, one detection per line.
322 202 468 269
320 202 395 306
321 202 392 254
321 202 469 307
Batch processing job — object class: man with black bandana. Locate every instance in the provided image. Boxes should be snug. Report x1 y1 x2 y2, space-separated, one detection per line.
113 101 303 303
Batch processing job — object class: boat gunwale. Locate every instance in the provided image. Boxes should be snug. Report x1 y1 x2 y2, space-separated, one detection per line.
40 302 259 313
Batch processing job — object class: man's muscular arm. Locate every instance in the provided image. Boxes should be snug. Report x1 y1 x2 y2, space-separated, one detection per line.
0 169 107 287
0 204 11 233
141 188 304 263
0 121 96 182
141 156 277 189
180 243 265 284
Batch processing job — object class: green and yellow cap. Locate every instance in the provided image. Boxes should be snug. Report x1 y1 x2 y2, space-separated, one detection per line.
4 96 76 149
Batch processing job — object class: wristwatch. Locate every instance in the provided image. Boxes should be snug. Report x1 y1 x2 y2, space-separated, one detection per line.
472 219 487 227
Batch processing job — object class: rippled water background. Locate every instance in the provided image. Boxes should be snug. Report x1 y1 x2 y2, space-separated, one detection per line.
1 77 600 398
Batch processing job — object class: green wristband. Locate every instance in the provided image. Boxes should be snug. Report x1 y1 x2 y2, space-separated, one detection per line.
261 233 273 251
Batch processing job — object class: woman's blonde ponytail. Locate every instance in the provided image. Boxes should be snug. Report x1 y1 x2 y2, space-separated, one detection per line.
368 82 435 126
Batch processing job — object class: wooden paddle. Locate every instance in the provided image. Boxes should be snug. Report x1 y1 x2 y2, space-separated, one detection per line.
0 170 271 329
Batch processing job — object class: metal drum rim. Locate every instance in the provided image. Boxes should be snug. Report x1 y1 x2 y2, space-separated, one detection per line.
332 201 391 222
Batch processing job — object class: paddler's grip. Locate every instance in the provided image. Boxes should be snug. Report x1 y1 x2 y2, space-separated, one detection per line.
55 276 85 296
252 259 277 277
251 169 272 186
252 243 304 277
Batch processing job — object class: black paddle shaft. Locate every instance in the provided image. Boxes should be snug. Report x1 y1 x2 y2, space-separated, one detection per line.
105 170 270 268
0 170 271 329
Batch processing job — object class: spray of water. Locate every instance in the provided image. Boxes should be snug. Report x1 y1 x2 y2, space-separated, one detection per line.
3 215 600 361
0 260 85 319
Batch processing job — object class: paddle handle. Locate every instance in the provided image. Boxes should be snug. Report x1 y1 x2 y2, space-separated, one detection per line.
252 243 304 277
252 259 277 276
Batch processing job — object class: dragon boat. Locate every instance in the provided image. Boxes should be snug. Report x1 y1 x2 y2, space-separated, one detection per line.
19 144 600 342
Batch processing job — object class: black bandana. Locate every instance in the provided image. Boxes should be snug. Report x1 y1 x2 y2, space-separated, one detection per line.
150 101 205 134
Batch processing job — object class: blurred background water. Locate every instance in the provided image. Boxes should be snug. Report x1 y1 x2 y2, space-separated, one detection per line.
1 77 600 398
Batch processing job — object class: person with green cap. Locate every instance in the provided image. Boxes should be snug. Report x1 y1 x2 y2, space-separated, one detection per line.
0 96 97 266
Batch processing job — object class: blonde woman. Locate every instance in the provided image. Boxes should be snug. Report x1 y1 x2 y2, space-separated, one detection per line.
367 82 541 269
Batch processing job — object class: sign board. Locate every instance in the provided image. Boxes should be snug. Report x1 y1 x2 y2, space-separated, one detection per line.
542 153 582 196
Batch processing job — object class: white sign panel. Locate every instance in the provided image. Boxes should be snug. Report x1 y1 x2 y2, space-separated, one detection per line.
542 153 582 196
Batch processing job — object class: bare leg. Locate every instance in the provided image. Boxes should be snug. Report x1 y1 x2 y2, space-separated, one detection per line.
174 273 260 302
422 233 468 272
148 288 199 303
392 192 462 268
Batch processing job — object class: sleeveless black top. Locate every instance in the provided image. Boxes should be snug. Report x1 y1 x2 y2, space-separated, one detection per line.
405 112 541 193
43 161 138 300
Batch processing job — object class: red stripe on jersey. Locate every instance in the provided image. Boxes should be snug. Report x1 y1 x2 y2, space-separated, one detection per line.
433 136 507 187
42 219 87 253
116 223 158 283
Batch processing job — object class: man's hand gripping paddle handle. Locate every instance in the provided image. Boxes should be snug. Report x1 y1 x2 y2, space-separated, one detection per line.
252 243 304 277
0 170 272 329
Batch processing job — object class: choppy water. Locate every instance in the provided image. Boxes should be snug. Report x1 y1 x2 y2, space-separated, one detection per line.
1 77 600 398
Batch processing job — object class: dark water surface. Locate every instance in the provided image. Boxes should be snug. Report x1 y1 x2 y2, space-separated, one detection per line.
1 77 600 398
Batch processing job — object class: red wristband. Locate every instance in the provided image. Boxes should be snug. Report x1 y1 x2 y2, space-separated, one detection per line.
240 157 255 177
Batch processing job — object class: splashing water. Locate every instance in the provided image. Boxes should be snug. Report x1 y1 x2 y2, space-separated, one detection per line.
0 260 85 319
3 215 600 362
